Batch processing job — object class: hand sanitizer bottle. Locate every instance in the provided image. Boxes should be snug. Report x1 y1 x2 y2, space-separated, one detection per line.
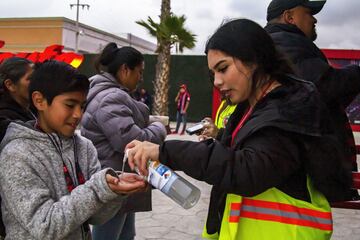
147 161 201 209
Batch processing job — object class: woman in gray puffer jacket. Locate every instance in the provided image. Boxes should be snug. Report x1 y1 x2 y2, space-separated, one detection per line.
81 43 166 240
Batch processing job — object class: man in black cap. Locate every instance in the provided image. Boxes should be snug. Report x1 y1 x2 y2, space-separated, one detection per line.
265 0 360 201
266 0 325 41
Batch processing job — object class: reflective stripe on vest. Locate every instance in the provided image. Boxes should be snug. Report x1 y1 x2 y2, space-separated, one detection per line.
202 177 333 240
229 198 332 231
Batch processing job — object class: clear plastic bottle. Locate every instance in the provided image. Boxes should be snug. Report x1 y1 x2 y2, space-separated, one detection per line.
147 161 201 209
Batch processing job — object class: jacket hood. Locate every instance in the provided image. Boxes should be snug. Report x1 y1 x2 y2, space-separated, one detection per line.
264 75 325 135
0 121 73 152
264 23 328 64
226 75 330 147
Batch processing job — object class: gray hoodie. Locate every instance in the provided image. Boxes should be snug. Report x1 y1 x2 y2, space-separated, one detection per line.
0 121 126 240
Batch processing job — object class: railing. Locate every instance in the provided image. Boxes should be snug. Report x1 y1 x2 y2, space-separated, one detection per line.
330 125 360 209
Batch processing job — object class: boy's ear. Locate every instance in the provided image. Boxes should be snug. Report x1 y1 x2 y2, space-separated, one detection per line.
3 79 16 92
32 91 47 111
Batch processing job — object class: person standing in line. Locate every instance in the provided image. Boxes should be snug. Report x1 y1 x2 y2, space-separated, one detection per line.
0 57 35 139
0 57 35 239
125 19 352 240
265 0 360 200
138 88 152 110
81 43 166 240
174 84 190 135
0 60 146 240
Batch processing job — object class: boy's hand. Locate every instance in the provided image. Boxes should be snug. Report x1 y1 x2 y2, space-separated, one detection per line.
106 172 146 194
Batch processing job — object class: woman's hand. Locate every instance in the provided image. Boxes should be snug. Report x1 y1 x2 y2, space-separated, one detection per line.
200 117 219 139
125 140 160 176
106 172 147 194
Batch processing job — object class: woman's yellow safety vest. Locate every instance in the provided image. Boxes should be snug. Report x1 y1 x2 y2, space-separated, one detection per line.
203 177 332 240
215 100 236 129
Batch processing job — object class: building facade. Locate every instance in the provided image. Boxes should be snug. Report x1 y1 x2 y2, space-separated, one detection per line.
0 17 157 54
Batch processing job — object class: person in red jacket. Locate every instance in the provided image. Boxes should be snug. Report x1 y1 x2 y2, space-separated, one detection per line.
173 84 190 135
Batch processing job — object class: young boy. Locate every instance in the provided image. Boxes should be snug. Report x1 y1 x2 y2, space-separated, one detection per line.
0 61 146 240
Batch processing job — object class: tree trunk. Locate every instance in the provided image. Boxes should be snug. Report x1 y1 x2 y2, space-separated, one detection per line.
152 0 171 116
152 44 171 116
160 0 170 21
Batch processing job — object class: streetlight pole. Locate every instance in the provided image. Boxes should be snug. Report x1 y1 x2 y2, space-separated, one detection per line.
70 0 89 53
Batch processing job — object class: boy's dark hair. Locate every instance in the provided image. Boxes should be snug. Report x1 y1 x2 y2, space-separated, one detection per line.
29 61 89 111
95 42 144 76
0 57 34 95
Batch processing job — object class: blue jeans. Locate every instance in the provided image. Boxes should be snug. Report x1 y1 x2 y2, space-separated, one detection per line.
92 212 135 240
175 111 187 133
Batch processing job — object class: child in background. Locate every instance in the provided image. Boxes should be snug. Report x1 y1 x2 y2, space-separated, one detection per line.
0 61 146 240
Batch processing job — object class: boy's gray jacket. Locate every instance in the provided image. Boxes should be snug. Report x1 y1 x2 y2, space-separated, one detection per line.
0 121 126 240
81 72 166 212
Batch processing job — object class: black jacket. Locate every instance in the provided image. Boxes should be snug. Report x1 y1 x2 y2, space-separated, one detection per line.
265 23 360 180
0 93 34 141
158 76 352 234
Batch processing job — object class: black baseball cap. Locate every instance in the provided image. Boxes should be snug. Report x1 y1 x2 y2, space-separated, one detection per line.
267 0 326 21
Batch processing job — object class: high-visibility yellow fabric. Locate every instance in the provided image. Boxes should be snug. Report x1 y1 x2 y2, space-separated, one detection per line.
214 100 236 129
203 177 332 240
202 100 236 239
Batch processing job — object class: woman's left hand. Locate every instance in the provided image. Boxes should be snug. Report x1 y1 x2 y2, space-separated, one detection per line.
125 140 160 176
201 117 218 138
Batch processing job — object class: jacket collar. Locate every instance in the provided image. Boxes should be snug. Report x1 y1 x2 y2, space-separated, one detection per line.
89 72 129 92
86 72 130 106
264 23 307 37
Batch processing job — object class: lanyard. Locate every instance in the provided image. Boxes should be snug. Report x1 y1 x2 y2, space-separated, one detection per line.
34 122 85 192
231 106 253 146
231 82 275 146
34 122 90 236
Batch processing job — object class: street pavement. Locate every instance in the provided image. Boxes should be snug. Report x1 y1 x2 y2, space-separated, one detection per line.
135 123 360 240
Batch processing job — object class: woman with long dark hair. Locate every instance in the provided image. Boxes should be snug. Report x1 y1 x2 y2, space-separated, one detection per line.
125 19 351 240
0 57 35 125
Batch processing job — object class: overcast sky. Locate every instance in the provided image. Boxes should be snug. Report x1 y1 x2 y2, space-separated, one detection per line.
0 0 359 55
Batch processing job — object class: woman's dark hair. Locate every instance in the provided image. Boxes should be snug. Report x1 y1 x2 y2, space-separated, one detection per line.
29 60 89 111
95 42 144 76
205 18 293 93
0 57 34 95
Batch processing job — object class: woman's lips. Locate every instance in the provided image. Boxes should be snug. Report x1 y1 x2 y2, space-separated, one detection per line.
221 89 231 98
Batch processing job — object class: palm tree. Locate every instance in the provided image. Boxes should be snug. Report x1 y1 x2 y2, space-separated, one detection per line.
136 0 196 116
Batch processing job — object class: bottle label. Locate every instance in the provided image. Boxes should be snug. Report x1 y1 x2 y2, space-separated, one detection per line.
147 161 172 190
